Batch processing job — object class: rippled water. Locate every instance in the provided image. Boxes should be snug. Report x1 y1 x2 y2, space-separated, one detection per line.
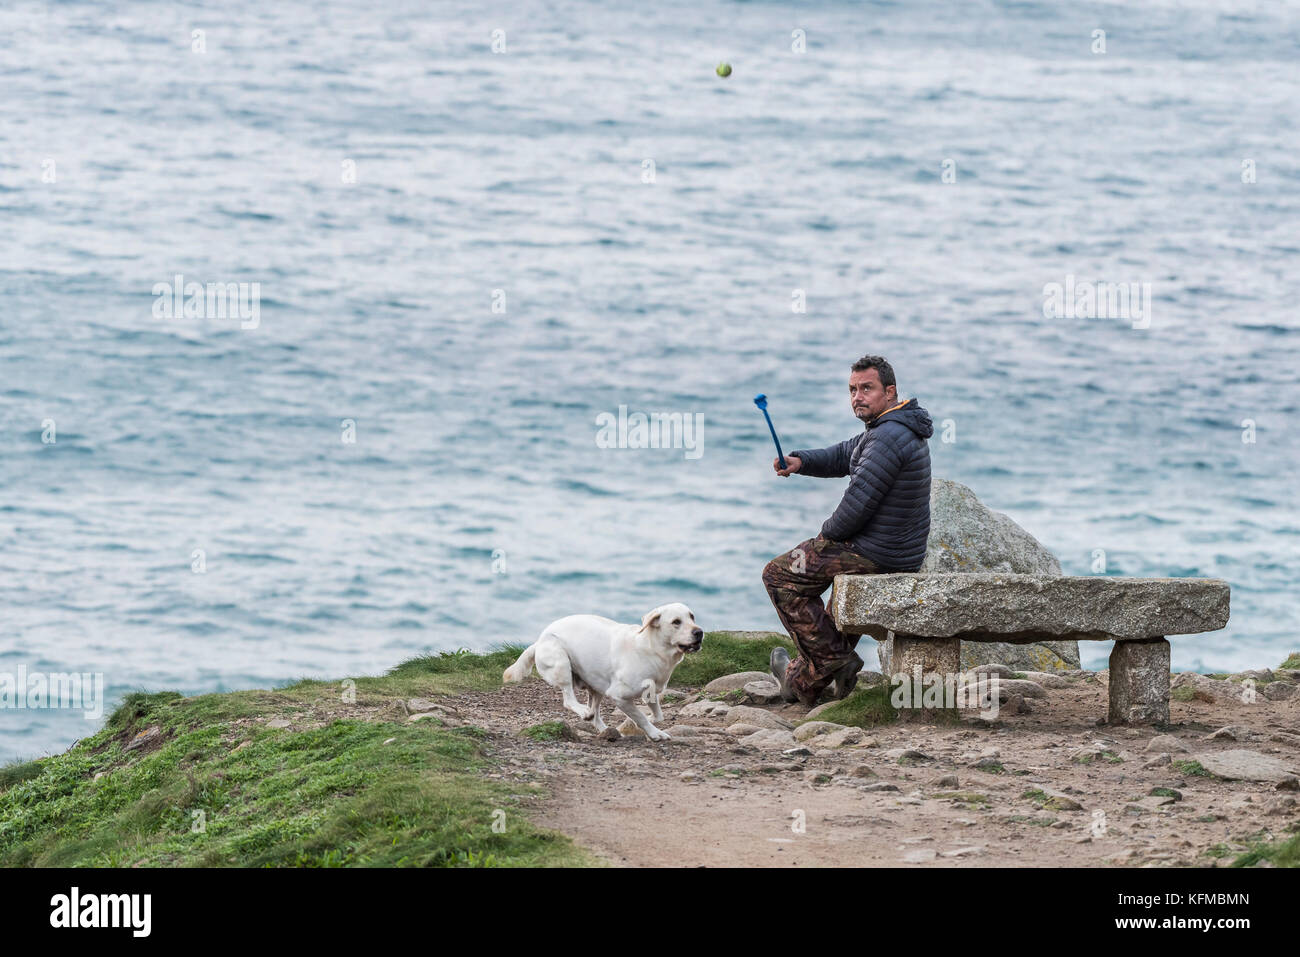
2 0 1298 760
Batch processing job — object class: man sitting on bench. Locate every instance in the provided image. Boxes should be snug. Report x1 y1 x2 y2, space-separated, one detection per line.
763 355 934 706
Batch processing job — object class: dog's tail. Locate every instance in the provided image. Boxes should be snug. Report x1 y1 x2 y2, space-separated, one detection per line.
502 643 538 684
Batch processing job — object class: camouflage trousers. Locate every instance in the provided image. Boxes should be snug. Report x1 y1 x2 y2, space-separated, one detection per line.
762 536 886 706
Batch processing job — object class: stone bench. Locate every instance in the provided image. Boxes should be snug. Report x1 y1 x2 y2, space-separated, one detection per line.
829 573 1231 725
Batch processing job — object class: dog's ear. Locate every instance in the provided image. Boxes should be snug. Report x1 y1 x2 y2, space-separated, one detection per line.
638 609 662 634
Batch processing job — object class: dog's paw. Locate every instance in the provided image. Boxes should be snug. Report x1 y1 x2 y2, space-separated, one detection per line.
649 729 672 742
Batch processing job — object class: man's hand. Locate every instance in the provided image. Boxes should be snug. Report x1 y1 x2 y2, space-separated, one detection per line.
773 454 802 477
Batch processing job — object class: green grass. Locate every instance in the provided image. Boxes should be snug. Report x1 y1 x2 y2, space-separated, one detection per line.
1172 759 1215 778
0 631 793 867
1232 832 1300 868
0 687 594 867
520 722 575 743
801 683 899 729
671 632 795 686
1278 653 1300 670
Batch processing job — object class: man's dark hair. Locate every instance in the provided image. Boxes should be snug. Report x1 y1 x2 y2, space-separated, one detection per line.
850 355 897 391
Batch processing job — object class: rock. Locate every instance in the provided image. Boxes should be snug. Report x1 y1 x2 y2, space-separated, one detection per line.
1131 795 1177 810
1171 672 1248 705
382 737 396 745
902 848 937 863
724 706 795 731
1205 726 1254 742
941 846 985 858
783 746 813 757
1263 682 1296 701
1143 753 1172 769
1275 777 1299 792
616 718 644 736
885 748 931 762
679 771 699 782
852 765 880 779
1271 731 1300 749
266 718 292 729
794 721 848 742
901 478 1078 672
1109 639 1171 725
726 723 765 736
124 728 163 751
863 782 900 792
1234 669 1273 682
1146 734 1187 753
1019 671 1071 688
1191 750 1300 783
742 680 783 705
664 725 705 737
1030 786 1083 811
741 729 798 750
702 672 773 696
804 769 834 785
677 700 732 721
598 728 620 741
803 701 838 721
406 698 455 715
981 678 1047 699
973 664 1013 678
931 774 959 788
820 727 867 748
839 568 1228 674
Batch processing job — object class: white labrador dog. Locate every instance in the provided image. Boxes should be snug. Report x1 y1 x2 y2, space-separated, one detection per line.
503 603 703 741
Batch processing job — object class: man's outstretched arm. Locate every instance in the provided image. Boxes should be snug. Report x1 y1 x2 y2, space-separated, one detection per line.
783 437 855 478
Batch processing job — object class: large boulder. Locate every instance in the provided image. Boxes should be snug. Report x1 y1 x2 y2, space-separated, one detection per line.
875 478 1079 673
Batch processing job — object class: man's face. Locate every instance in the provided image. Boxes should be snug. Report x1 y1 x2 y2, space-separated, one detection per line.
849 368 897 423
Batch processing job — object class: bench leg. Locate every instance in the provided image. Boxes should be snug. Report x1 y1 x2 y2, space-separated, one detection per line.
1108 637 1170 725
890 634 961 720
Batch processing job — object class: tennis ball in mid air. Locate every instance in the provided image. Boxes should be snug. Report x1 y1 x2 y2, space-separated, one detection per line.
716 62 732 77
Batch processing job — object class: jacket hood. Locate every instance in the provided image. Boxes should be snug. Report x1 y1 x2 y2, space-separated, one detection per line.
867 397 933 439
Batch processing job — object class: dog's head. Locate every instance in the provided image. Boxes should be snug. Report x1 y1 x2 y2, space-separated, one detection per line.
638 602 703 654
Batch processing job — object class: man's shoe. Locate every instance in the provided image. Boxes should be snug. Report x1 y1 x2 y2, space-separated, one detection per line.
830 654 864 700
769 647 799 703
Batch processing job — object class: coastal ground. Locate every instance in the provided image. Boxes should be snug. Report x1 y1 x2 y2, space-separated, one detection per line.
1 636 1296 867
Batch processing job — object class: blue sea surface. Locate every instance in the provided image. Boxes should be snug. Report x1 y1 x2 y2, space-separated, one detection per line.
2 0 1298 760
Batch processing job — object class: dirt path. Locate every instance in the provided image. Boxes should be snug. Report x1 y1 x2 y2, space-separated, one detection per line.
447 675 1299 867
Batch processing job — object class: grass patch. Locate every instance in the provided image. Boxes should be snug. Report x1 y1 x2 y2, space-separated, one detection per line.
0 670 595 868
672 632 795 687
805 683 899 729
0 760 45 792
520 722 576 743
1279 653 1300 670
1172 685 1214 703
1173 759 1215 778
1231 832 1300 868
0 631 807 868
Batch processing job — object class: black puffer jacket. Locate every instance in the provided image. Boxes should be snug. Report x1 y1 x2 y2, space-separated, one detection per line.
791 398 933 571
